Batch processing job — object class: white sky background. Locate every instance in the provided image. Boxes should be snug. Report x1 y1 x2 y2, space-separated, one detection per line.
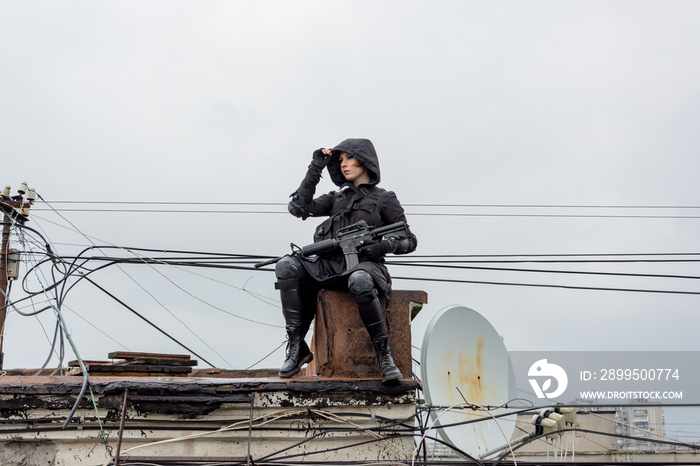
2 0 700 438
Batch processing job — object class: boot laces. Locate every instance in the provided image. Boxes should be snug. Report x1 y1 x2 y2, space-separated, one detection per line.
285 332 300 359
379 351 394 368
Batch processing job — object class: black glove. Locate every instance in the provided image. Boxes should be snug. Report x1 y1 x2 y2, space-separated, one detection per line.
288 191 313 219
360 239 394 261
288 149 330 219
311 148 331 168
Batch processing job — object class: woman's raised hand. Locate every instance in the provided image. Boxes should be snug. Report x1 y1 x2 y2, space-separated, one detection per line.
311 147 333 167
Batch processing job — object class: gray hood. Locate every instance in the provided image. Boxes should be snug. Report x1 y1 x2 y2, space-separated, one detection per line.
327 138 380 187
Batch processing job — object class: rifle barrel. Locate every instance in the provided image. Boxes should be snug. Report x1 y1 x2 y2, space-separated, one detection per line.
373 221 407 236
254 257 282 268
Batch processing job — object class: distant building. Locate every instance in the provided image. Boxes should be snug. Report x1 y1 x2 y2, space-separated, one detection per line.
501 407 696 464
615 400 665 451
424 403 696 463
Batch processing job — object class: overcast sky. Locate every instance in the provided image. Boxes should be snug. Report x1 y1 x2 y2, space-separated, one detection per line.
2 0 700 437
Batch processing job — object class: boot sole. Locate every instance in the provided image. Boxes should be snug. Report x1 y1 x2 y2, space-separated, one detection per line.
279 352 314 378
381 370 403 384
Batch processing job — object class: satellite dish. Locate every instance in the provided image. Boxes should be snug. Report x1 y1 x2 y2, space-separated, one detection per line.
420 305 517 459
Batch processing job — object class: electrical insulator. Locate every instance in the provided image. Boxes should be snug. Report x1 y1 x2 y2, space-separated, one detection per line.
7 249 20 281
554 406 577 425
1 186 9 198
531 413 561 439
18 182 28 195
542 409 566 431
27 188 37 203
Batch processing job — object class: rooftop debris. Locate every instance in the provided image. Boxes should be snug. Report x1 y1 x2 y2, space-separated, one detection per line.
67 351 197 377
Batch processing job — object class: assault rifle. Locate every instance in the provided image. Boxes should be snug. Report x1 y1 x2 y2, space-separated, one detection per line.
254 220 410 269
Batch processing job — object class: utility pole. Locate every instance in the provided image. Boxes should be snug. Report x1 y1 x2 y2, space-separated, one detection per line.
0 183 35 369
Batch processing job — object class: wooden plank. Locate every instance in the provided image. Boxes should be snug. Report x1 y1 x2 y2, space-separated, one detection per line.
108 351 191 361
118 457 248 463
87 364 192 373
68 360 124 367
114 358 198 367
78 371 192 377
70 358 198 367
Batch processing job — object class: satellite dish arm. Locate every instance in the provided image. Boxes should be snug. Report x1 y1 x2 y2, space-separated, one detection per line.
478 432 537 460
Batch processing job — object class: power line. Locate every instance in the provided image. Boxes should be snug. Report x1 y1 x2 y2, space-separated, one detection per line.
38 195 238 369
406 253 700 258
393 275 700 296
390 258 700 264
41 201 287 206
31 201 700 219
35 201 700 209
32 208 290 214
27 241 700 295
386 261 700 281
60 254 700 295
29 248 700 262
83 276 216 367
63 304 130 352
409 212 700 219
4 218 284 372
53 254 700 282
19 203 700 335
28 208 700 219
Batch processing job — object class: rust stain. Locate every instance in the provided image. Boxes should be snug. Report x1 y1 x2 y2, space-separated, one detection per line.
438 334 508 409
459 336 485 404
443 345 454 403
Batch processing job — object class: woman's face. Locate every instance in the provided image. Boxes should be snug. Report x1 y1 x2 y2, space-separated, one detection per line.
338 152 370 186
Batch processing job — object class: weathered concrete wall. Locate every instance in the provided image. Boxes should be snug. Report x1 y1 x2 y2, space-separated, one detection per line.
0 403 415 464
0 376 418 465
0 441 59 466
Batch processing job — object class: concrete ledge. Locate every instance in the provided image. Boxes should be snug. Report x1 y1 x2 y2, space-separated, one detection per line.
0 375 417 465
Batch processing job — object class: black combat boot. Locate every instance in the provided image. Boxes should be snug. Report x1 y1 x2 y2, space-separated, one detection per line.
277 283 314 378
357 297 403 384
279 323 313 378
275 256 314 378
372 336 403 383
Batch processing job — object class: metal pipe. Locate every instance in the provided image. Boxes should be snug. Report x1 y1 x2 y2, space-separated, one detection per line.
247 393 254 466
478 432 536 459
114 389 129 466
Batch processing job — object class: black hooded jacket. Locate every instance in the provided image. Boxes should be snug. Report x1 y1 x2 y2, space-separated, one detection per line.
289 138 417 296
327 138 381 186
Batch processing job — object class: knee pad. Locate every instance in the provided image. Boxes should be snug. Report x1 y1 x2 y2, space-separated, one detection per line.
275 256 302 290
275 256 301 280
348 270 378 305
